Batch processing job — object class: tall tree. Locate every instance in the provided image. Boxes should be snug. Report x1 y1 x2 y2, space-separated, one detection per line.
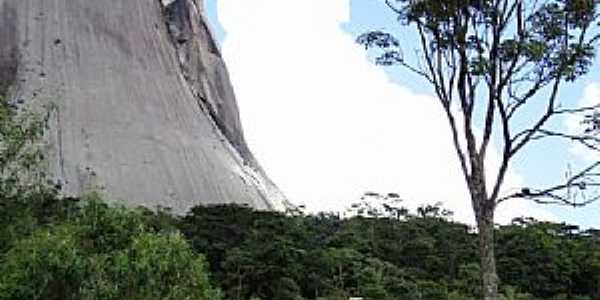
358 1 600 299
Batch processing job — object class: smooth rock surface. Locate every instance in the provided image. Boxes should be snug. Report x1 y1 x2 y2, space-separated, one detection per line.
0 0 288 212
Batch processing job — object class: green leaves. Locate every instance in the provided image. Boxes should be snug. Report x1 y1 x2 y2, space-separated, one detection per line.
359 0 599 87
2 86 600 300
2 198 600 300
0 94 46 199
0 199 223 300
0 226 85 300
526 1 597 81
107 232 220 300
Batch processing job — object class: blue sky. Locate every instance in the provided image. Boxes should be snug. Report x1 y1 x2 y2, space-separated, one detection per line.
205 0 600 228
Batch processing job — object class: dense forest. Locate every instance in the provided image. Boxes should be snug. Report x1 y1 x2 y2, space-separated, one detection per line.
1 190 599 300
3 0 600 293
2 88 600 300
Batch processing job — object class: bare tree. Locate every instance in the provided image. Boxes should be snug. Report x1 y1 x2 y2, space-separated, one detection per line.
358 1 600 299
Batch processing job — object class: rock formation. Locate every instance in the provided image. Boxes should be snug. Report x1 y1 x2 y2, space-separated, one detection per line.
0 0 288 212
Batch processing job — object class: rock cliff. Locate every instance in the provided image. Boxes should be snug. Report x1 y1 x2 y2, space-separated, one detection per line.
0 0 288 212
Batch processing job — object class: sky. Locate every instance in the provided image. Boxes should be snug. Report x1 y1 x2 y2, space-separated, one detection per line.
204 0 600 227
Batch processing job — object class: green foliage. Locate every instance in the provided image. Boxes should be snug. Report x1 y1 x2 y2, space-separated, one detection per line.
0 225 85 299
0 93 46 196
0 199 223 300
178 204 600 300
2 84 600 300
448 290 476 300
0 92 59 253
417 280 449 300
499 286 536 300
454 262 482 298
76 193 148 252
98 232 221 300
2 192 600 300
359 0 599 82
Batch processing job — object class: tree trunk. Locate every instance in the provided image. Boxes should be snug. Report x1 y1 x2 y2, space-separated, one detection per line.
469 157 499 300
477 211 499 300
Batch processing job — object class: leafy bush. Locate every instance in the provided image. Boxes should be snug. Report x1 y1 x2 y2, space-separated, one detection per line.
0 199 222 300
0 225 85 299
85 232 221 300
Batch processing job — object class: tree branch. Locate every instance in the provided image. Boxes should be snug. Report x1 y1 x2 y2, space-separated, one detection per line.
509 76 562 157
498 162 600 207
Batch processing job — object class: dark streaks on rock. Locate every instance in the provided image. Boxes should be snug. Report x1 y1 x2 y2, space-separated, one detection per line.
0 1 19 95
0 0 289 213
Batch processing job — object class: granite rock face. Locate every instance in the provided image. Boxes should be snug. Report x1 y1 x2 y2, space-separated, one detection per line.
0 0 288 212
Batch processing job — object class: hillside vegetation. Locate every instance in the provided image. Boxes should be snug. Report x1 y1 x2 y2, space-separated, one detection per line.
1 192 599 300
1 91 599 300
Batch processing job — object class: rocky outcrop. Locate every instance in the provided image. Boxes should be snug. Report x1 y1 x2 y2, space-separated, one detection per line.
0 0 288 212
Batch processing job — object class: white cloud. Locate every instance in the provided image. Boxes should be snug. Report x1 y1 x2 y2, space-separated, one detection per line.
217 0 555 224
